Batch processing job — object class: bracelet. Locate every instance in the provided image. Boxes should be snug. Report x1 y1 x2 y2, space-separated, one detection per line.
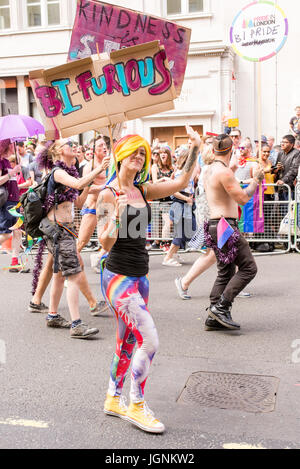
111 217 121 228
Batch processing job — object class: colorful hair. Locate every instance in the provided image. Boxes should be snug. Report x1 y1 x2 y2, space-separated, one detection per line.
107 135 151 186
0 139 12 157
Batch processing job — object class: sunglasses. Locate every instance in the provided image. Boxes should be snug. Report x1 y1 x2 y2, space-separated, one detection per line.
239 146 246 150
59 141 74 149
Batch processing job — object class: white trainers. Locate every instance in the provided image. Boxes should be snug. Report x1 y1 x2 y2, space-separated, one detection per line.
162 258 182 267
175 277 191 300
237 291 251 298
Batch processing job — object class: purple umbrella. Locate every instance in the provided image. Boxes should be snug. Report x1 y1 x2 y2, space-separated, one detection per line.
0 114 45 142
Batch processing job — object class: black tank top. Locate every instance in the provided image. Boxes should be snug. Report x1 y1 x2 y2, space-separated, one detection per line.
106 186 152 277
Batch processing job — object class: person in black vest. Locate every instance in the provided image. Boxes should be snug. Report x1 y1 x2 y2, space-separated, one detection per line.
97 127 200 434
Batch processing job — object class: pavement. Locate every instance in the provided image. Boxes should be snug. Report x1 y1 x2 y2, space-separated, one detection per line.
0 250 300 450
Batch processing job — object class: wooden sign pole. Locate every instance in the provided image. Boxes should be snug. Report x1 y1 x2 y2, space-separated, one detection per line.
108 124 122 190
257 61 263 218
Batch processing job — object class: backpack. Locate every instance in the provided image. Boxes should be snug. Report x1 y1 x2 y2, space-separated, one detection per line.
20 167 62 238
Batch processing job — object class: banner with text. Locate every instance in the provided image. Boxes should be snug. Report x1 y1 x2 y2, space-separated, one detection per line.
29 41 176 140
68 0 191 96
230 1 288 62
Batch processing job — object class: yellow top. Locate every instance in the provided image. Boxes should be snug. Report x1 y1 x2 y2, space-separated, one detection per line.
264 166 275 194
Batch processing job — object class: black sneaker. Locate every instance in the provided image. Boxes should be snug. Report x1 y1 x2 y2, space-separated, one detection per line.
28 302 49 314
151 242 160 250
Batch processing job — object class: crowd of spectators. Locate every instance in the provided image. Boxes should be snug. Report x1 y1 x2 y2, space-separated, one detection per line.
2 108 300 270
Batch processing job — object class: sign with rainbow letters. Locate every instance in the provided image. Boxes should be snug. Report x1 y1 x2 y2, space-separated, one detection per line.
29 41 176 140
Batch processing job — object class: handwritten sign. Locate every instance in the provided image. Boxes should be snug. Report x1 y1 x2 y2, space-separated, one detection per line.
68 0 191 96
29 41 176 140
230 1 288 62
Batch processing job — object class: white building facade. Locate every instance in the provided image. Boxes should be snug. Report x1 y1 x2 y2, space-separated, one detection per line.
0 0 299 148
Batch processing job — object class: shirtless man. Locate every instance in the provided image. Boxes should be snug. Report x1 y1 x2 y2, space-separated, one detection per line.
77 136 111 253
203 134 265 331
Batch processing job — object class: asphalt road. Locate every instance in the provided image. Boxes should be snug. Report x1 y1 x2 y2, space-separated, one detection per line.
0 250 300 450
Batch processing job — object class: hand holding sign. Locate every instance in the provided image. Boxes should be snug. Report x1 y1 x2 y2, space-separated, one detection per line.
186 124 201 148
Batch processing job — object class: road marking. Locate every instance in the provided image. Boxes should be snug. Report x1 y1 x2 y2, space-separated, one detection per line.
0 418 49 429
223 443 266 450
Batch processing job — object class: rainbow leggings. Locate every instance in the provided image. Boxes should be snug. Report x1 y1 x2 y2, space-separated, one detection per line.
102 268 159 403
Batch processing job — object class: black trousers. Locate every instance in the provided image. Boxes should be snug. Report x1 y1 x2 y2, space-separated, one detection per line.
208 220 258 305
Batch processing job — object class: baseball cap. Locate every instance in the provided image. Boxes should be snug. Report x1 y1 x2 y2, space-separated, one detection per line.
230 129 241 137
213 134 233 155
254 135 267 143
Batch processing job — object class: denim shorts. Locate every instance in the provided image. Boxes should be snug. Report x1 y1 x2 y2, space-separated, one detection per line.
0 201 19 234
45 224 82 277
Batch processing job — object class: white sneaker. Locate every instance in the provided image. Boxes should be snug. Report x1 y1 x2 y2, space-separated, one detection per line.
237 291 251 298
162 258 182 267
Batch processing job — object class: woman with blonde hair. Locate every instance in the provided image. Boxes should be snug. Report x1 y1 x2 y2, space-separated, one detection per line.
97 126 200 434
33 139 108 338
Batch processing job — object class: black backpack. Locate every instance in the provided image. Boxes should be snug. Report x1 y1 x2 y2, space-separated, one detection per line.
20 168 62 239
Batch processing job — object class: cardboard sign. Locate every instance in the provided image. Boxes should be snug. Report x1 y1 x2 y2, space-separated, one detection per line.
228 118 239 128
68 0 191 96
230 1 288 62
29 41 176 140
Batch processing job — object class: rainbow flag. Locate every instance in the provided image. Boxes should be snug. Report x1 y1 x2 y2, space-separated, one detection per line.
238 185 264 233
217 218 235 249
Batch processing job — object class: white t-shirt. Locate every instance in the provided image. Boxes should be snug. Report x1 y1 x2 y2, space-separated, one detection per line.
235 161 258 183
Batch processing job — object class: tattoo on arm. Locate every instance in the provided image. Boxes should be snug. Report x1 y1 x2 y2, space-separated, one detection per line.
184 146 199 174
245 180 258 198
96 195 111 228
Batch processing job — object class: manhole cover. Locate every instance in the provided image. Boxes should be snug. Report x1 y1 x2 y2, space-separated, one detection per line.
177 372 279 413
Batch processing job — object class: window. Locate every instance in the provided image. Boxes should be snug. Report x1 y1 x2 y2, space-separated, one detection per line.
167 0 204 15
0 0 11 30
26 0 60 28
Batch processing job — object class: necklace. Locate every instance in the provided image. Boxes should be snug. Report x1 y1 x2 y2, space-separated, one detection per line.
213 159 228 168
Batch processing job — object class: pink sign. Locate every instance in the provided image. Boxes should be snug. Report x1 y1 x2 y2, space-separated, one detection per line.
68 0 191 96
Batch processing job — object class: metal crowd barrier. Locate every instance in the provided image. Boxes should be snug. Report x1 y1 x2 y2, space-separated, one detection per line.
294 182 300 254
73 184 293 256
243 184 292 256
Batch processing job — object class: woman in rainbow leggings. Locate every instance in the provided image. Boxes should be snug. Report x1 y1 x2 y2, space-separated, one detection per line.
97 126 200 434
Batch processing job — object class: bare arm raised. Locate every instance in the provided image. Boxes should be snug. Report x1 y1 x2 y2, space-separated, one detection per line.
221 165 265 206
53 161 106 191
145 125 200 200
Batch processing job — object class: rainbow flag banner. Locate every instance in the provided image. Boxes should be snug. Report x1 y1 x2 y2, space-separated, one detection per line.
238 185 264 233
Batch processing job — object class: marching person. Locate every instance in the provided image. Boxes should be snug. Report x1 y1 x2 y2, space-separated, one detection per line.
34 139 108 339
97 126 200 434
203 134 265 331
0 139 27 272
77 135 111 315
